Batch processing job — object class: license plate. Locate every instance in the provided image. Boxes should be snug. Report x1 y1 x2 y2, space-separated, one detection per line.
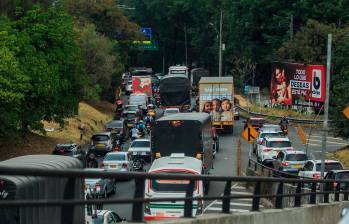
96 144 104 148
293 164 301 168
110 165 117 168
141 152 147 155
127 124 134 127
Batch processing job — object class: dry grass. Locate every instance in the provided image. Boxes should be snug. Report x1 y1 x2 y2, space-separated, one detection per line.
327 146 349 168
0 101 114 161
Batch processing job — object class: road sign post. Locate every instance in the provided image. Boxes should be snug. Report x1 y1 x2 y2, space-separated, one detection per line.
241 124 258 144
236 139 242 176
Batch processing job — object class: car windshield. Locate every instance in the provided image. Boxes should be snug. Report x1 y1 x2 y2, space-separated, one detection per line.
92 135 109 141
107 122 123 129
336 172 349 180
286 154 307 161
316 162 343 171
260 133 279 138
267 141 291 148
125 105 138 111
165 109 178 114
104 154 126 161
125 113 136 119
151 171 198 192
131 141 150 148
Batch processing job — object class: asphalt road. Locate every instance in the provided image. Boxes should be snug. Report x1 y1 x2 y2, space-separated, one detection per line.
103 115 349 220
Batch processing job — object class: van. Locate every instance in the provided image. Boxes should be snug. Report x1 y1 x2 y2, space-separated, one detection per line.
129 93 148 109
144 153 203 220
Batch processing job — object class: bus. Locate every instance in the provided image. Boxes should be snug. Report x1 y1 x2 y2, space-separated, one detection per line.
151 113 214 176
0 155 84 224
144 153 203 220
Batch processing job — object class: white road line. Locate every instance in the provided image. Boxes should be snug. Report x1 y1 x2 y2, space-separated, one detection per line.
205 207 249 212
307 139 348 145
309 135 348 141
307 143 321 146
230 191 252 195
231 186 246 190
203 183 238 212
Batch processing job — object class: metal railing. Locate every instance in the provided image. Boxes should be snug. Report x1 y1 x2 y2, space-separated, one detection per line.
0 165 348 223
237 105 324 124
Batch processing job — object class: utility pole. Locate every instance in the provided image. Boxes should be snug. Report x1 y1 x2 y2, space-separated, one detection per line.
290 14 294 40
219 9 223 77
184 25 188 67
320 34 332 180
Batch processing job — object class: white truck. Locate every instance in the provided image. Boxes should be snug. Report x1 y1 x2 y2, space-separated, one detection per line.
168 65 189 78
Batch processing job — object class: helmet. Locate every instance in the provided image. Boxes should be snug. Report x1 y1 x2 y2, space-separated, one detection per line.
88 153 96 159
139 120 144 123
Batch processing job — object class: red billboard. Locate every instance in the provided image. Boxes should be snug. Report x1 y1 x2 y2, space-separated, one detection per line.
270 62 325 109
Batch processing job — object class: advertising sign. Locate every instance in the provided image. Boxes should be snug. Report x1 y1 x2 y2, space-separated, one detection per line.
199 83 233 122
270 62 325 109
132 76 152 96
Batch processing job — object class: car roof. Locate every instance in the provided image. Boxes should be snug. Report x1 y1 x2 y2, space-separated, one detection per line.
265 136 290 141
327 169 349 174
149 154 202 174
283 150 306 155
157 112 210 123
106 152 128 156
56 143 77 147
123 111 137 114
106 120 123 125
92 132 111 136
165 108 180 111
162 74 188 79
132 139 150 142
312 159 342 164
250 117 265 120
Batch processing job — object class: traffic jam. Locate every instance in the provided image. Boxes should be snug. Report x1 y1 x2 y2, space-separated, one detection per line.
50 66 346 222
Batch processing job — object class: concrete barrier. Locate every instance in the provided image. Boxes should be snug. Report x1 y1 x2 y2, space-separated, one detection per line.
150 202 349 224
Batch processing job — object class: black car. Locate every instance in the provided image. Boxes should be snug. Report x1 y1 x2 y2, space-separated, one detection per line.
52 143 85 162
324 170 349 190
123 111 138 129
105 119 127 141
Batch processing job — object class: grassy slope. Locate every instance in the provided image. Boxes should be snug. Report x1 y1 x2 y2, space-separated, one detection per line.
0 101 114 161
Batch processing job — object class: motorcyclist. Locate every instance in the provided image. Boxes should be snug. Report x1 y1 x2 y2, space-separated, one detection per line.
86 153 98 168
131 126 139 141
144 114 153 125
279 116 289 133
137 120 146 136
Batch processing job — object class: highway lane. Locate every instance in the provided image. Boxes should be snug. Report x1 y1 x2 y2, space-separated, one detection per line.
103 116 348 220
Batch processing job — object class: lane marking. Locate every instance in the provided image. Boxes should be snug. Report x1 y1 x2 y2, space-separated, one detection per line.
215 201 263 207
307 139 348 145
203 183 238 212
230 191 252 195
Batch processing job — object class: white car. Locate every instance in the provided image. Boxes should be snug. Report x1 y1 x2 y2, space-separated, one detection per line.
85 210 124 223
256 136 293 164
128 139 151 164
259 124 282 134
102 152 131 172
253 130 280 153
298 159 344 179
163 108 180 116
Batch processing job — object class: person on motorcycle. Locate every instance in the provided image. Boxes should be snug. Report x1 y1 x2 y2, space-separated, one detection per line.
137 120 146 136
131 126 139 141
279 116 289 134
86 153 98 168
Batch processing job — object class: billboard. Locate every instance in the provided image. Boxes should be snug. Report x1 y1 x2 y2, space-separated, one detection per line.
270 62 325 109
199 83 234 122
132 76 152 96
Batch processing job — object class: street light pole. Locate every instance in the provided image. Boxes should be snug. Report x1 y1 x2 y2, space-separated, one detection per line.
219 9 223 77
320 34 332 180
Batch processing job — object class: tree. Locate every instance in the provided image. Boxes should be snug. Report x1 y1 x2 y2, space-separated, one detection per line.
276 19 349 138
77 24 123 100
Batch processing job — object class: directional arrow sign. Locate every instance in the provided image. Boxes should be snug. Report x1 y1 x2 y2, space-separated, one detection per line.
241 124 259 144
343 106 349 119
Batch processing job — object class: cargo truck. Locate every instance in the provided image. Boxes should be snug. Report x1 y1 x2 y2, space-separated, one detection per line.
198 77 234 133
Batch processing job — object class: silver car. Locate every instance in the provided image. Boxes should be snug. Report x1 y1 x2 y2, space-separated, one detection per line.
102 152 131 172
85 168 116 198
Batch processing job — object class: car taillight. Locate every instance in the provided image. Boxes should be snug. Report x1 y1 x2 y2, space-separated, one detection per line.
95 183 101 191
281 162 289 166
263 148 272 152
333 182 338 188
122 163 128 169
313 173 321 179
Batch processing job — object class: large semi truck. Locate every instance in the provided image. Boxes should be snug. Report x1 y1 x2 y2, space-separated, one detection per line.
198 76 234 133
159 74 191 111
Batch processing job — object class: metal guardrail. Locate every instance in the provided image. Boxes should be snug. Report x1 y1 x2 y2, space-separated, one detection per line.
237 105 324 124
1 166 349 223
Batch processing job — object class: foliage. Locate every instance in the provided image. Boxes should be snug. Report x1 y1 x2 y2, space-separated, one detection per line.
0 5 83 136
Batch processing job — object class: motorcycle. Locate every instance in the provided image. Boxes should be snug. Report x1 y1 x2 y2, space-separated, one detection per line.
132 158 144 172
280 124 288 136
86 153 99 168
